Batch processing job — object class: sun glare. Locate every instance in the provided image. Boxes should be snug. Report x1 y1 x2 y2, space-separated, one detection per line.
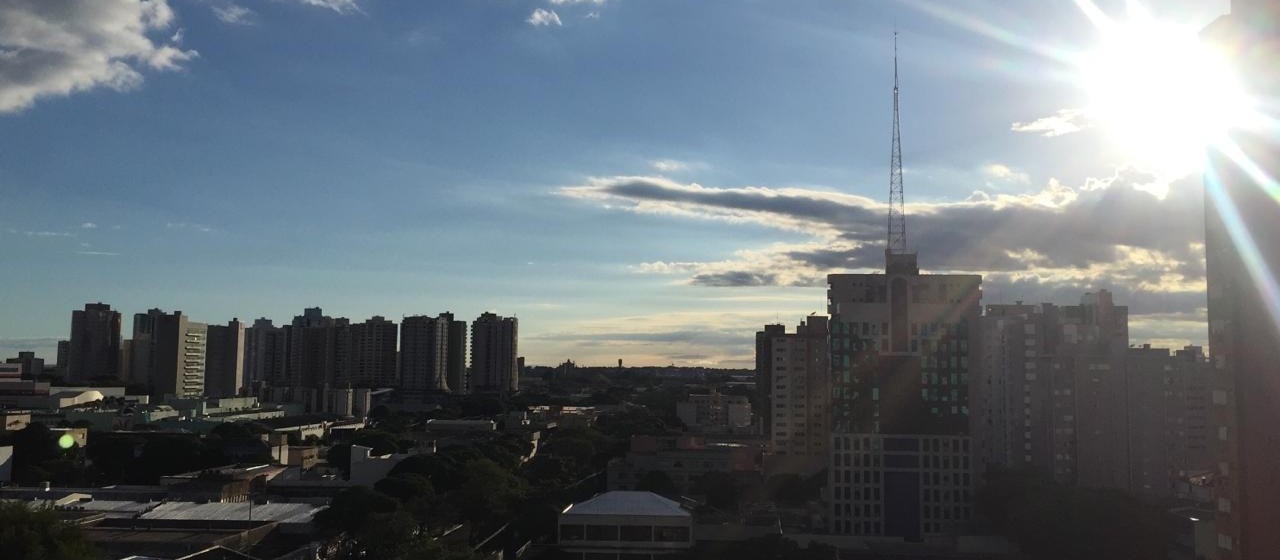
1078 11 1252 178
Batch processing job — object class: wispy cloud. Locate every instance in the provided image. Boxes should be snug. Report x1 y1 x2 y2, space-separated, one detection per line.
527 8 563 27
212 3 256 25
550 0 606 4
21 230 73 238
649 159 708 173
76 250 121 256
80 222 98 229
0 0 197 113
982 163 1030 184
1011 108 1092 137
293 0 363 15
165 222 213 233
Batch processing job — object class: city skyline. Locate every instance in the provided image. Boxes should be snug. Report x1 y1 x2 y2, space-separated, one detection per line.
0 0 1231 367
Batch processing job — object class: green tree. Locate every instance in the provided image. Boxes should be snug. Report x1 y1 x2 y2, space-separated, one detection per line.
314 486 400 536
449 458 527 525
0 501 100 560
694 471 739 510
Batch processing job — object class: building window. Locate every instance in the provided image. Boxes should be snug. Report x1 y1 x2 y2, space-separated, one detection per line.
620 525 654 542
561 524 585 541
655 526 690 542
1218 533 1233 550
585 525 619 541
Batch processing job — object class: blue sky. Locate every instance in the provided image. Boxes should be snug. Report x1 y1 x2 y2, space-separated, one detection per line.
0 0 1230 366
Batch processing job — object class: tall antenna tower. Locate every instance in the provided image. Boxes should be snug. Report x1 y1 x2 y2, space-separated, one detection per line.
887 32 907 255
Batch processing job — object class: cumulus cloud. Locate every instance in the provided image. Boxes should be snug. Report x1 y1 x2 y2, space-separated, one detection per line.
1011 108 1092 137
560 170 1209 323
527 8 563 26
212 4 255 25
0 0 197 113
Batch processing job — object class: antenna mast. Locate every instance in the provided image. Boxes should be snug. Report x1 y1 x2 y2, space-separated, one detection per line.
887 32 907 255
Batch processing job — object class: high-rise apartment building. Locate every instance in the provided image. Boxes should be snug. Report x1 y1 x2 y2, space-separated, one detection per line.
129 308 165 387
759 316 830 476
1126 345 1213 499
401 314 450 391
244 318 288 387
1203 2 1280 557
978 294 1213 500
67 302 122 382
285 308 350 389
470 312 518 394
755 324 786 439
977 292 1130 488
56 340 69 377
827 252 982 540
349 316 398 387
150 311 208 399
205 319 246 397
444 313 468 394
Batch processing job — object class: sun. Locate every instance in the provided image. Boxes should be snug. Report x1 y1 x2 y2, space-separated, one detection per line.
1076 6 1253 179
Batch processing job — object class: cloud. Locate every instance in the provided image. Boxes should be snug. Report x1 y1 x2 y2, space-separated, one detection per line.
0 0 197 114
527 8 563 27
75 250 121 256
585 11 601 19
1011 108 1092 137
212 4 255 25
165 221 213 233
527 310 773 367
293 0 363 14
80 222 98 229
649 159 708 173
560 170 1209 335
982 163 1029 185
549 0 606 4
21 230 72 237
0 337 63 355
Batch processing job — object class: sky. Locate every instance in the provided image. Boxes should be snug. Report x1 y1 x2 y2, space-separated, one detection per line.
0 0 1231 367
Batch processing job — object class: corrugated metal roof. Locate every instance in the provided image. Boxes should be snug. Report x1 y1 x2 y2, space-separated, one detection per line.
562 491 690 518
141 501 324 524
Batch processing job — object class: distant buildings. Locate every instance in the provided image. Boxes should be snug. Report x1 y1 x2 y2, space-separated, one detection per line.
471 312 518 394
349 316 397 388
204 319 246 398
67 302 122 382
149 311 208 400
676 387 752 434
758 316 830 476
975 292 1212 499
244 318 287 387
400 314 452 392
4 352 43 381
608 435 761 494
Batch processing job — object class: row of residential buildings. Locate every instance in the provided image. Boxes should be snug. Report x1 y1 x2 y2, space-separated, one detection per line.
755 262 1214 540
21 305 519 401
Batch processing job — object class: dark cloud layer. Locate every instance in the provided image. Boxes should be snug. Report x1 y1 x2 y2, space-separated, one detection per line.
563 172 1209 338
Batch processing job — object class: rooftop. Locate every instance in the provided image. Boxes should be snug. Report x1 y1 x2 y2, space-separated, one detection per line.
143 501 324 524
562 491 690 518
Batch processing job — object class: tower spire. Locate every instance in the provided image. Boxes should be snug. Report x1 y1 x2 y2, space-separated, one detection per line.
887 32 907 255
